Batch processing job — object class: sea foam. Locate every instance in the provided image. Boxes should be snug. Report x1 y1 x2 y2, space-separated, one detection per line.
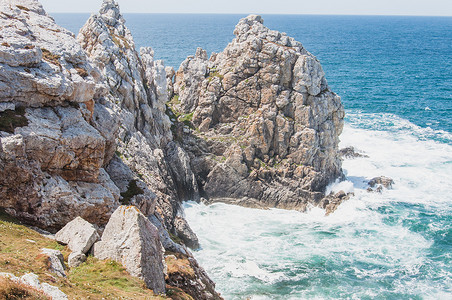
183 115 452 299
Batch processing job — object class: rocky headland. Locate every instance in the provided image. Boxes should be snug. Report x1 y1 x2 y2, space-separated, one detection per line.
0 0 349 298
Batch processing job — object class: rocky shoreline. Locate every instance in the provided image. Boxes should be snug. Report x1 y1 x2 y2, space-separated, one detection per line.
0 0 352 298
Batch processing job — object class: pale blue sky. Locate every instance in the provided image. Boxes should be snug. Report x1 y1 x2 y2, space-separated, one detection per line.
39 0 452 16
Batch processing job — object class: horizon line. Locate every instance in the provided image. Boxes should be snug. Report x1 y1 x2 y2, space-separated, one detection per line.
48 12 452 17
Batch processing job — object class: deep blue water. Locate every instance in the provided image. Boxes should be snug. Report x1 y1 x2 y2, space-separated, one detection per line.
54 14 452 137
52 13 452 299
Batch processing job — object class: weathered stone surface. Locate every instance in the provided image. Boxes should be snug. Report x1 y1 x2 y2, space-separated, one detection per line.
339 146 369 159
40 248 66 277
16 107 106 182
78 0 199 243
55 216 100 254
21 272 68 300
170 15 345 212
68 251 87 268
0 0 102 107
0 0 121 231
93 206 166 294
165 252 223 300
174 216 199 249
368 176 394 193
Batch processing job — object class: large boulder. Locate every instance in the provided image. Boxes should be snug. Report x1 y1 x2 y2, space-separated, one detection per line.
93 206 166 294
171 15 345 212
55 216 100 254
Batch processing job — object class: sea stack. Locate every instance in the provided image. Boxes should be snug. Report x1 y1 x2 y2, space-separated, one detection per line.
169 15 345 211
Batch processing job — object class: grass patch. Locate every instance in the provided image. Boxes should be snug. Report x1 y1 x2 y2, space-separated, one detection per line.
0 277 49 300
40 48 61 68
0 107 28 133
165 253 195 279
0 209 177 299
120 180 144 205
206 71 224 83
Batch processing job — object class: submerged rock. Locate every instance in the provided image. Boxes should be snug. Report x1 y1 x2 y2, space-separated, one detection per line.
339 146 369 159
171 14 345 212
93 206 166 294
367 176 394 192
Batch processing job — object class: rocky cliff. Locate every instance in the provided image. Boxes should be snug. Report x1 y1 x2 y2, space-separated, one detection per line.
0 0 121 230
0 0 220 298
1 0 347 298
169 15 345 212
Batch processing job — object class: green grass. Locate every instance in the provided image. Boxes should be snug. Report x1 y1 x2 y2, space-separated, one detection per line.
0 209 192 299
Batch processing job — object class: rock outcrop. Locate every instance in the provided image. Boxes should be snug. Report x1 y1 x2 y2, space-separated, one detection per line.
367 176 394 193
0 0 121 231
170 15 345 212
77 0 200 243
93 206 166 294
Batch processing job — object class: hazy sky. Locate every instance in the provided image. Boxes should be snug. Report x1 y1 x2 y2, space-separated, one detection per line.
39 0 452 16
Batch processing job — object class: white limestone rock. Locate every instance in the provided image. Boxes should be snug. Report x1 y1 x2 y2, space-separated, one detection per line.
93 205 166 294
68 251 87 268
0 0 102 107
55 216 100 254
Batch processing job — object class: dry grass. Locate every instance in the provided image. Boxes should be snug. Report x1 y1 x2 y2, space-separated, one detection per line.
0 209 193 299
0 277 50 300
40 48 61 68
75 67 89 78
165 253 195 279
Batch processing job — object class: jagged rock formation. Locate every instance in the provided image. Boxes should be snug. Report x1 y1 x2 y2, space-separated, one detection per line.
0 1 221 298
77 0 200 240
170 15 345 211
0 0 122 230
93 206 166 294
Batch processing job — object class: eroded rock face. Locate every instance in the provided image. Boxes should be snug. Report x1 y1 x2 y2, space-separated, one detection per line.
0 0 102 107
0 0 121 230
171 15 345 212
78 0 199 241
93 206 166 294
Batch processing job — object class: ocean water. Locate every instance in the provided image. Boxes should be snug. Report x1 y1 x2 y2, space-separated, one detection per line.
52 13 452 299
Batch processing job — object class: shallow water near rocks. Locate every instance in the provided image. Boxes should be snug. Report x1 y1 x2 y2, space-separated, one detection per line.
53 13 452 299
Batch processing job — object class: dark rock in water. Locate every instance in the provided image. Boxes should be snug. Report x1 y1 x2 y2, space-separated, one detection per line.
369 176 394 189
339 146 369 159
320 190 353 215
174 216 200 249
367 176 394 192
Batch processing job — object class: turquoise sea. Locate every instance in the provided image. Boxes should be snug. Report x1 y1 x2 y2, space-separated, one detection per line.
54 13 452 299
